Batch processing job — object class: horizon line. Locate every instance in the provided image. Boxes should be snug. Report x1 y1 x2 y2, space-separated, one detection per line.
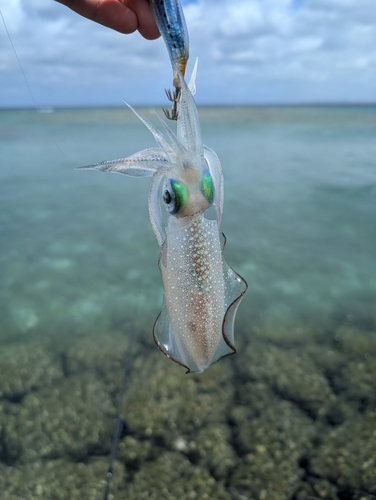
1 101 376 112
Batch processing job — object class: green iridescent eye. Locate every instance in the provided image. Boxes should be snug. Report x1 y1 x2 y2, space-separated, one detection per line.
163 179 188 214
201 170 214 205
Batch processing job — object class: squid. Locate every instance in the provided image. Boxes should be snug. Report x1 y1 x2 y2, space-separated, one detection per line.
79 65 247 373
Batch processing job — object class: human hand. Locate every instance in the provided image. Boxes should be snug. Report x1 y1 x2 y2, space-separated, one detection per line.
55 0 160 40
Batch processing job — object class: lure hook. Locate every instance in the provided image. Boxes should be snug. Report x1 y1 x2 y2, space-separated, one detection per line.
163 87 181 121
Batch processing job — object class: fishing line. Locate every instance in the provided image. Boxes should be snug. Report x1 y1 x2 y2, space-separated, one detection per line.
1 10 39 110
0 9 67 161
103 281 144 500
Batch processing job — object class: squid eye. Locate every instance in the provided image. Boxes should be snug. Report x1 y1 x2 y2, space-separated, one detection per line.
201 169 214 205
163 190 172 205
163 179 188 214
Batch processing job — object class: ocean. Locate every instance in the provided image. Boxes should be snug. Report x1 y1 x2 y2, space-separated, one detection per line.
1 106 376 498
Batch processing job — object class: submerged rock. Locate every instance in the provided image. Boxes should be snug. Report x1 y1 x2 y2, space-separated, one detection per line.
294 478 340 500
0 457 123 500
123 351 234 447
63 330 140 399
236 342 335 418
230 381 315 500
1 326 375 500
184 423 237 480
310 409 376 495
0 343 63 400
2 373 114 463
114 350 237 495
119 451 231 500
334 326 376 357
331 357 376 410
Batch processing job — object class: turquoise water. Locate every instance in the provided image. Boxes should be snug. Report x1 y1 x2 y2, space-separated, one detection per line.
1 106 376 499
1 106 376 345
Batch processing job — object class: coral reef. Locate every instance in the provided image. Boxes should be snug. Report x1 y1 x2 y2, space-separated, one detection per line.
0 323 375 499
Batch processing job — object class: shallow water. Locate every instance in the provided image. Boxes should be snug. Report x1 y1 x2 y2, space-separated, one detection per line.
1 106 376 342
1 106 376 499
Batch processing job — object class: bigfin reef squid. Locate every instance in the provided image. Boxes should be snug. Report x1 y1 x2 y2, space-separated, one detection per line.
79 1 247 373
79 66 247 373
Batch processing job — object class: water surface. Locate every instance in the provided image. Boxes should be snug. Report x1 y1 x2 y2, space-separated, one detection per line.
1 106 376 499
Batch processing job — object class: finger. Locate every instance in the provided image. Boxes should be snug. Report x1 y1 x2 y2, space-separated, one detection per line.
99 0 141 34
55 0 137 34
123 0 160 40
55 0 160 39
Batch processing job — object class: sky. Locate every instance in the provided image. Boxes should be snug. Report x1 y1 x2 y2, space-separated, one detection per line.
0 0 376 107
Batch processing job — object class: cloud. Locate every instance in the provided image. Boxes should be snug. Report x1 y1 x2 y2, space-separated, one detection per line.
1 0 375 106
188 0 376 102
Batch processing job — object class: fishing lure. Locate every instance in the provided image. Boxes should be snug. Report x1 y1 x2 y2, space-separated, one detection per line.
79 66 247 373
150 0 189 81
149 0 189 119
